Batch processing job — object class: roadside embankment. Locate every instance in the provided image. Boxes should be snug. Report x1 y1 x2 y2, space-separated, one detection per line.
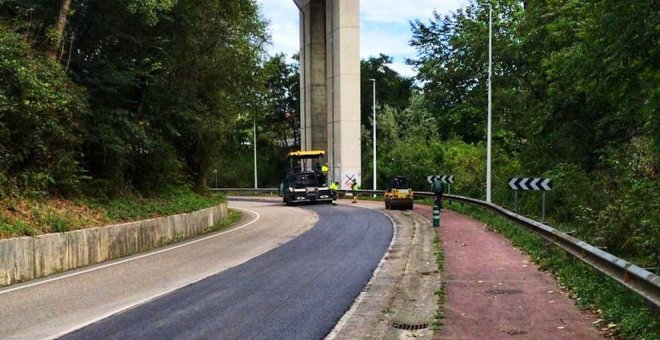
0 204 227 286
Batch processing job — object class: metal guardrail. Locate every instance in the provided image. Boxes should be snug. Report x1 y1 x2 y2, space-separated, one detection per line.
437 192 660 308
211 187 660 307
213 188 279 193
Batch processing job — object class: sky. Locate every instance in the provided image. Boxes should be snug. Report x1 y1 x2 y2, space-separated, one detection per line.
256 0 471 77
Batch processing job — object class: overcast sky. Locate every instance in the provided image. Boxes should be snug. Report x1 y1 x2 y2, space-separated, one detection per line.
256 0 471 77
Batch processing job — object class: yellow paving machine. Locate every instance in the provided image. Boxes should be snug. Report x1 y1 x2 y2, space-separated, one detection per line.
278 150 332 206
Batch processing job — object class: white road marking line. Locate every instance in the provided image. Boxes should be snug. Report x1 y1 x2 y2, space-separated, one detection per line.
0 206 260 296
45 203 315 339
45 209 272 340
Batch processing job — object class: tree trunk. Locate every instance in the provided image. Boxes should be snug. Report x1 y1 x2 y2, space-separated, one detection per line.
47 0 73 61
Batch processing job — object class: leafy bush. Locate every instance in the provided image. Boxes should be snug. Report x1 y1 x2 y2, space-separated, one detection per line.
0 25 87 197
438 139 485 198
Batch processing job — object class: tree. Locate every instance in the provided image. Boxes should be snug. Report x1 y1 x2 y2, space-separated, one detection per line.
47 0 73 60
0 25 87 195
360 54 413 128
262 54 300 150
147 0 267 192
360 54 414 188
408 0 659 270
0 0 267 195
409 1 525 145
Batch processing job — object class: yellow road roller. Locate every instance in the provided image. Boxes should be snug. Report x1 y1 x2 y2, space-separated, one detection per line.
384 176 414 210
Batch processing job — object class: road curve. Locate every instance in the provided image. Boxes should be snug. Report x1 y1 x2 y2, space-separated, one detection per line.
0 200 318 339
60 201 393 339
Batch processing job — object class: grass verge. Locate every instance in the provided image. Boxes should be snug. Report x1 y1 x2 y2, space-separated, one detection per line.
0 187 226 238
431 234 446 332
445 201 659 340
208 209 242 232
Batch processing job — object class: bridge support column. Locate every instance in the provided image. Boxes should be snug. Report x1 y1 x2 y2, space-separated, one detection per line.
295 0 361 189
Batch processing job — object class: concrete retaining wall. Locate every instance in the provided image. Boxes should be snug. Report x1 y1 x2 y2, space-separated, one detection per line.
0 204 227 287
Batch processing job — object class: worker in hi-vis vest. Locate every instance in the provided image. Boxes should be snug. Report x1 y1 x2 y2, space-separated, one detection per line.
329 181 339 205
351 180 359 204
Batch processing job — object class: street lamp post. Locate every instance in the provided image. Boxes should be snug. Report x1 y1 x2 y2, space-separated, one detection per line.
253 120 258 189
370 78 377 192
486 3 493 203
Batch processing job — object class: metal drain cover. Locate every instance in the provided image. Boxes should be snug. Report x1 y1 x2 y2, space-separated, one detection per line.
391 322 429 331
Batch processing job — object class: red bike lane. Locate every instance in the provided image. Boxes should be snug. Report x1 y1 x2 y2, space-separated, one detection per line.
413 205 602 339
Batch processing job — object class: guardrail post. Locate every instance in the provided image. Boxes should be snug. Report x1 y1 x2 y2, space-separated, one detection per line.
542 191 546 222
514 190 518 213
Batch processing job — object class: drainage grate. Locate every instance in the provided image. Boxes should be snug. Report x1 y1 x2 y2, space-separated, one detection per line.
391 322 429 331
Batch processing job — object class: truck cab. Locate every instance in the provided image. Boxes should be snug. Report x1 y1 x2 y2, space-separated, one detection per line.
278 150 332 206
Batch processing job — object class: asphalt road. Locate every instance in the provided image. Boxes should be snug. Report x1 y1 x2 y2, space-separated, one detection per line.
1 200 316 339
60 202 393 339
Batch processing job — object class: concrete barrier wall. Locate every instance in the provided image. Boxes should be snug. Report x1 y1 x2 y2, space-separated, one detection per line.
0 204 227 287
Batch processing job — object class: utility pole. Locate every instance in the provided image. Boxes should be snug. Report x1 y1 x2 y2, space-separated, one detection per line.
486 3 493 203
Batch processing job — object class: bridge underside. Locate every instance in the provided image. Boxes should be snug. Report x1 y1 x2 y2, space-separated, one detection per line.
295 0 361 189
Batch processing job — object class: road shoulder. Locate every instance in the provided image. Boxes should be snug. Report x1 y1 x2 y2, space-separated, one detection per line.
327 202 441 339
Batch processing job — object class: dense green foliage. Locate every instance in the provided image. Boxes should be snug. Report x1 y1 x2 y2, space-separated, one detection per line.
0 25 86 196
1 0 267 196
361 0 658 271
209 53 301 188
360 54 415 189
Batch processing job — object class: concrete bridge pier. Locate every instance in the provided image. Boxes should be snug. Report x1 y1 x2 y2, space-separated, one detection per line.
294 0 361 189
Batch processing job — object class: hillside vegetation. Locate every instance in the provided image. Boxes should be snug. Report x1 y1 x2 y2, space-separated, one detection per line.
0 0 264 234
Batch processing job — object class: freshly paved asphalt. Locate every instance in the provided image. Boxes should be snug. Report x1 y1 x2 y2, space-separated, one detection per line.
61 203 393 340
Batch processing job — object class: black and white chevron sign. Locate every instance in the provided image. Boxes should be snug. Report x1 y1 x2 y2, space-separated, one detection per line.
508 178 552 191
427 175 454 184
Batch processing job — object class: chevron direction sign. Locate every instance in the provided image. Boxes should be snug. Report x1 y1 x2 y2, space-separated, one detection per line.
427 175 454 184
508 178 552 191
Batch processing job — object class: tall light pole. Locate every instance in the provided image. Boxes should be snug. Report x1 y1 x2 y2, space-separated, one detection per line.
253 120 258 189
370 78 377 191
486 3 493 203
